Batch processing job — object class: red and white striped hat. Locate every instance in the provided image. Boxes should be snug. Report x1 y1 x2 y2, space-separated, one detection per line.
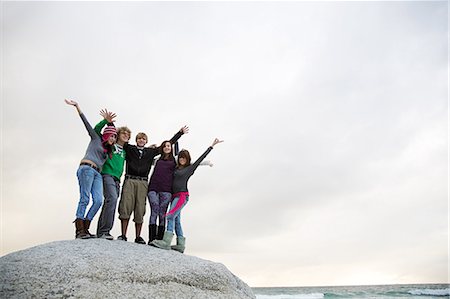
102 125 117 142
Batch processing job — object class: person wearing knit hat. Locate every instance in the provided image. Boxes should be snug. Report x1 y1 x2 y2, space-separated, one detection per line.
101 125 118 160
65 99 117 239
94 113 131 240
102 125 117 143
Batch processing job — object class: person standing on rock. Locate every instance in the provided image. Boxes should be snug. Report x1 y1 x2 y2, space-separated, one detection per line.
94 114 131 240
147 142 214 245
65 99 118 239
151 138 223 253
147 140 178 244
117 126 189 244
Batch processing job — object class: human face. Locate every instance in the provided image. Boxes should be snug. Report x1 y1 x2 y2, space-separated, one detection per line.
118 131 130 144
162 142 172 154
107 134 117 145
178 156 187 166
136 136 147 147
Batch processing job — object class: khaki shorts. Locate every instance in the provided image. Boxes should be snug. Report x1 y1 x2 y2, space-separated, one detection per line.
118 179 148 224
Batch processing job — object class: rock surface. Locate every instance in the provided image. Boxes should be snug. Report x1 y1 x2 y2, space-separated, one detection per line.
0 239 255 299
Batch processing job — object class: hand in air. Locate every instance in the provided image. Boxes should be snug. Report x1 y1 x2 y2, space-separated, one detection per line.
180 126 189 134
100 109 117 123
65 99 78 106
211 138 224 148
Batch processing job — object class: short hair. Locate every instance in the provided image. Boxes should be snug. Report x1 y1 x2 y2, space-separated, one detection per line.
117 126 131 136
136 132 148 142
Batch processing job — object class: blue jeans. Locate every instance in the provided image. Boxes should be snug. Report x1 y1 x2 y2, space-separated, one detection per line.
167 195 189 237
148 191 172 226
76 165 103 221
96 174 120 236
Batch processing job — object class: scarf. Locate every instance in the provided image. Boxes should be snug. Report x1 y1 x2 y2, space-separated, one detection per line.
165 192 189 216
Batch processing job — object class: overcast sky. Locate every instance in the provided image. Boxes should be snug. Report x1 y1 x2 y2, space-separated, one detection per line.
1 1 448 287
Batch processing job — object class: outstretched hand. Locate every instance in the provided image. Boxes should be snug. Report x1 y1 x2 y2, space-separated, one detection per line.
65 99 82 114
180 125 189 134
100 109 117 123
211 138 224 148
65 99 78 106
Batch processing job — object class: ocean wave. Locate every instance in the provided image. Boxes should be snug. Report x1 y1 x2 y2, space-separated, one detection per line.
256 293 325 299
408 288 450 296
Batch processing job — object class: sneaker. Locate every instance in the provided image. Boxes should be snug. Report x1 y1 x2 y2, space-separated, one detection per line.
117 235 127 241
85 230 96 238
99 233 114 240
135 236 146 244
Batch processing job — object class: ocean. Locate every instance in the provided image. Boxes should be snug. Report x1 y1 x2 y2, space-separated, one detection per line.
252 284 449 299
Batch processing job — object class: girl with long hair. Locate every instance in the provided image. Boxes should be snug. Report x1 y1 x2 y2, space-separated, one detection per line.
151 138 223 253
147 140 177 243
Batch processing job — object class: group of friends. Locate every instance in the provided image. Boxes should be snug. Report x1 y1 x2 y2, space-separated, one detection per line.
65 99 223 253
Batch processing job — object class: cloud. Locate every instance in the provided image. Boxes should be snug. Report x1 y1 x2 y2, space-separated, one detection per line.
1 1 448 287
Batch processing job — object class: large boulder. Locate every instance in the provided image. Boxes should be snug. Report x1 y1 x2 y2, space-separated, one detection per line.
0 239 255 299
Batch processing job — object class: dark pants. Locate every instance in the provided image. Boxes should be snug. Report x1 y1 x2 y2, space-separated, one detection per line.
96 174 120 236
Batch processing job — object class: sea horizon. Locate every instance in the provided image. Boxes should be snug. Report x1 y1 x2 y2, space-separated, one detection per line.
252 283 449 289
251 283 450 299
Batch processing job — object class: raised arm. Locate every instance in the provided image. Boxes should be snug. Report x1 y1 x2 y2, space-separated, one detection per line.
191 138 224 171
169 125 189 145
100 109 116 123
154 126 189 150
94 109 117 136
94 119 108 136
65 99 82 114
211 138 224 148
65 99 116 139
65 98 94 136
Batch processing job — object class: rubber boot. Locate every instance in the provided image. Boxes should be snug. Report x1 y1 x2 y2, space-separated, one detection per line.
83 219 95 238
74 218 89 239
171 236 186 253
150 231 174 250
157 225 165 240
147 224 157 245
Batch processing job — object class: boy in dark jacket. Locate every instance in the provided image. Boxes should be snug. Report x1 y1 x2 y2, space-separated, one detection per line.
117 126 188 244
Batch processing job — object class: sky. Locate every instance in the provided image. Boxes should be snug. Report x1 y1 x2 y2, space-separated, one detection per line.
1 0 448 287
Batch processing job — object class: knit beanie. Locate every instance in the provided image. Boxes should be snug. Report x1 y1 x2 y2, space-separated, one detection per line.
102 125 117 142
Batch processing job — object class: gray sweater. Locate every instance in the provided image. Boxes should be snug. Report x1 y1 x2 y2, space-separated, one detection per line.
172 147 213 194
79 113 107 171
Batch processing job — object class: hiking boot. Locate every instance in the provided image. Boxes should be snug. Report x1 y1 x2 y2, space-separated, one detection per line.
135 236 146 244
117 235 127 241
74 218 89 239
83 219 96 238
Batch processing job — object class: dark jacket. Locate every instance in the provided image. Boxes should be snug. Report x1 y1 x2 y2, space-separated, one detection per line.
124 130 183 178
